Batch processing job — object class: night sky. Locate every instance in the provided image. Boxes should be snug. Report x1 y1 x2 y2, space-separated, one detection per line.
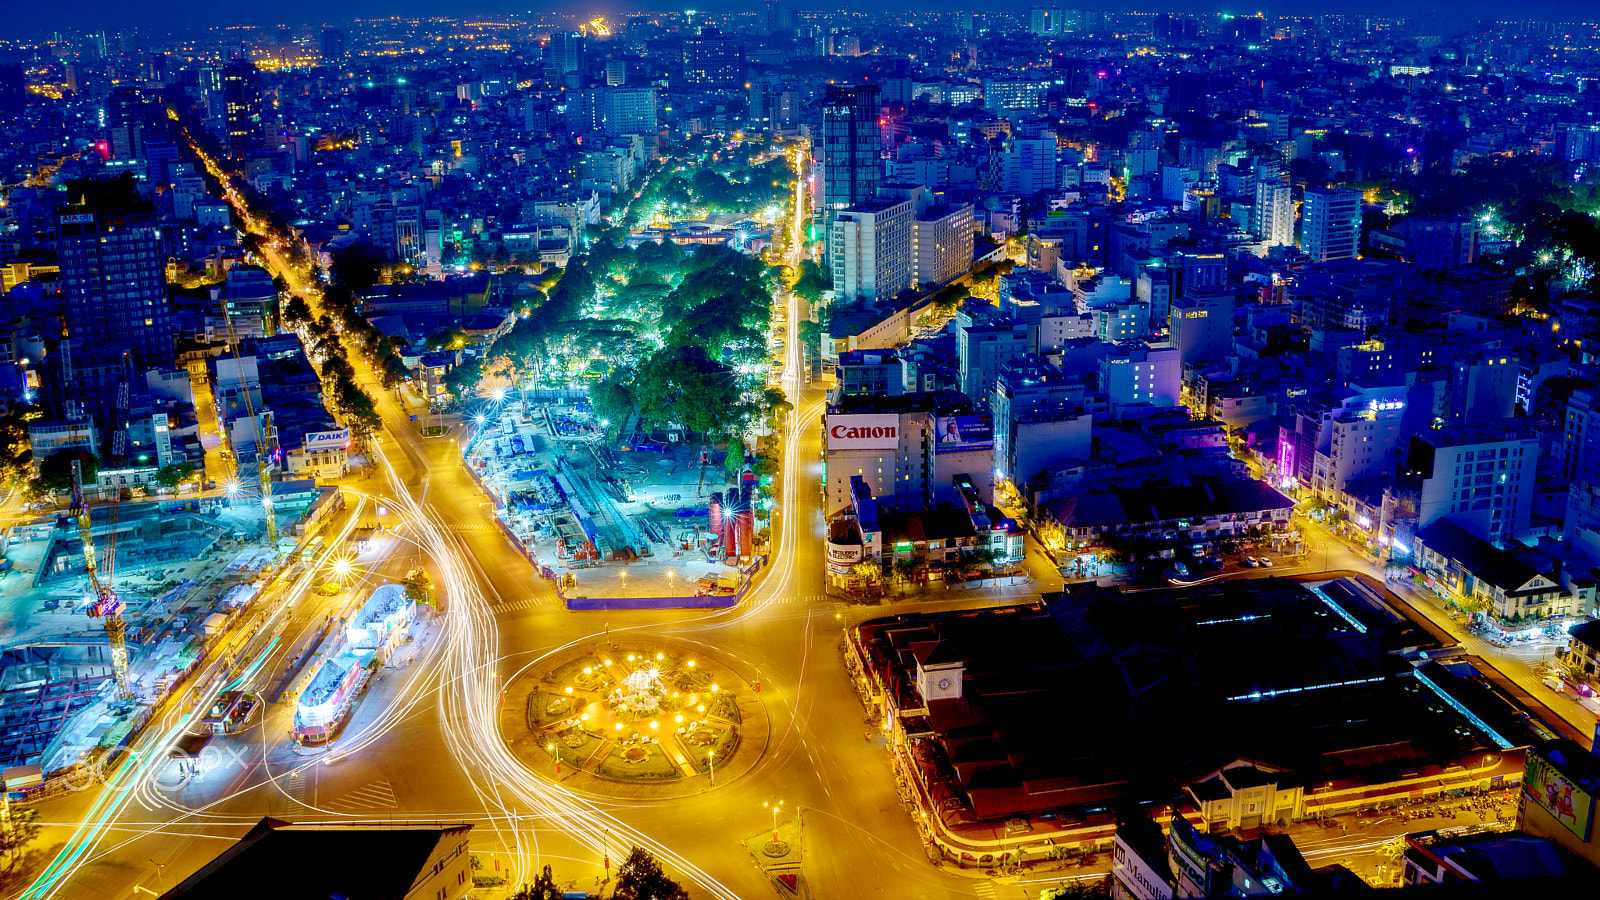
14 0 1589 36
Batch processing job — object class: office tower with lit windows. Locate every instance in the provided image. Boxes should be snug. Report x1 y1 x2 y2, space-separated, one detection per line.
549 32 586 75
49 176 174 430
600 87 657 138
817 84 882 262
222 59 263 159
682 28 745 87
1253 178 1294 248
1302 187 1362 262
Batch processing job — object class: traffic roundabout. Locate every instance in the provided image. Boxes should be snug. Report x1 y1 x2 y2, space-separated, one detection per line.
499 639 768 799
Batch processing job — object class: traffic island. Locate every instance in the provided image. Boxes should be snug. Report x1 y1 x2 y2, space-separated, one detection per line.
499 640 768 799
743 813 805 900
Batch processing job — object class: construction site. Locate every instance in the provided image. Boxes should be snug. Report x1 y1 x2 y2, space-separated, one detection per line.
464 398 767 600
0 469 321 782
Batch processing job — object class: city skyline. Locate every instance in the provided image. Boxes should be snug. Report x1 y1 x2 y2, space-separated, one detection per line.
8 4 1599 35
3 3 1600 899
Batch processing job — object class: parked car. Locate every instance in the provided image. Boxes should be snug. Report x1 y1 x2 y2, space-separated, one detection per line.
1257 557 1272 567
1243 557 1259 567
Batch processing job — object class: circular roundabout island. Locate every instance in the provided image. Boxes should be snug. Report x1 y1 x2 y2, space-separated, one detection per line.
499 640 767 799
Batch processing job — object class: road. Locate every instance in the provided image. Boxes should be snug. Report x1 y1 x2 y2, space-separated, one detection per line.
29 128 1572 900
16 138 1401 900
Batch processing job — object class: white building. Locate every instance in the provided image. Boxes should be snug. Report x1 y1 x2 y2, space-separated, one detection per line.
823 394 993 517
1252 178 1293 248
1096 343 1180 413
600 87 657 138
1404 421 1541 544
912 203 974 290
1302 187 1362 262
831 198 913 304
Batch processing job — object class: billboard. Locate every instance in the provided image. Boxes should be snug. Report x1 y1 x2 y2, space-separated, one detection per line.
933 414 994 455
1113 834 1174 900
304 429 352 451
826 414 900 451
1525 750 1594 840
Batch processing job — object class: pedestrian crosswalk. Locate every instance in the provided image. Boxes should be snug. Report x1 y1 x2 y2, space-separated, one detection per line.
492 596 548 614
973 883 997 900
324 779 398 812
284 772 309 805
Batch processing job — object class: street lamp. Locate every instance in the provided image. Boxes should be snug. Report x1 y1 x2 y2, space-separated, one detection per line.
548 742 561 775
763 800 784 844
708 749 715 785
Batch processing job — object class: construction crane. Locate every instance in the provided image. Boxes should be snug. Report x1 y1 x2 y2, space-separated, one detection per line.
72 460 133 701
221 298 278 544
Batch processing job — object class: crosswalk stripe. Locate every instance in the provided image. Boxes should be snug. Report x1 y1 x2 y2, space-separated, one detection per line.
974 884 997 900
492 596 545 613
325 779 398 811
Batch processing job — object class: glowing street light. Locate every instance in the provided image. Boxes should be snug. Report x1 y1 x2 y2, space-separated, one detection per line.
764 800 784 844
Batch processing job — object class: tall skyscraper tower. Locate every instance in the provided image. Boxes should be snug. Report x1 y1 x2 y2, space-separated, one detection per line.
818 84 882 261
321 28 347 62
1302 187 1362 262
1252 178 1294 248
549 32 587 75
222 59 263 159
53 176 174 430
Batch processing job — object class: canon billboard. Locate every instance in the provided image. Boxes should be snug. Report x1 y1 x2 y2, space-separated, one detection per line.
825 414 901 451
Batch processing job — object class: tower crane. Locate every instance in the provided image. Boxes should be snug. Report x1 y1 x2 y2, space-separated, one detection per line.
222 299 277 544
72 460 133 701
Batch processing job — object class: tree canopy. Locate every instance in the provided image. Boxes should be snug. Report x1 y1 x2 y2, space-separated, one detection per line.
612 848 690 900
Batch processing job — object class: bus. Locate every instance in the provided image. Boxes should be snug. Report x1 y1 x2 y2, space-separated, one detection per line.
201 691 258 735
302 534 326 561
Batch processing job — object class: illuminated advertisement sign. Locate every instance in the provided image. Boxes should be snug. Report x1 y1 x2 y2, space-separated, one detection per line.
825 414 900 451
1167 815 1218 897
1526 751 1594 840
933 414 994 455
304 429 351 451
1113 835 1174 900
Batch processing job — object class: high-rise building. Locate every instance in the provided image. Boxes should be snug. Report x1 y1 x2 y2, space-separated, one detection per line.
1168 73 1208 118
549 32 586 75
52 177 174 432
912 203 975 290
1029 7 1064 34
1167 292 1234 367
982 79 1049 114
222 59 264 159
0 64 25 116
986 132 1058 194
600 87 656 138
1403 421 1540 544
1252 178 1294 247
818 84 882 260
1301 187 1362 262
105 86 153 160
321 28 346 62
830 198 913 305
682 29 745 87
604 59 626 86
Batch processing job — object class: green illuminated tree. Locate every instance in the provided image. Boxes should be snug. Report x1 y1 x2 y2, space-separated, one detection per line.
612 847 689 900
